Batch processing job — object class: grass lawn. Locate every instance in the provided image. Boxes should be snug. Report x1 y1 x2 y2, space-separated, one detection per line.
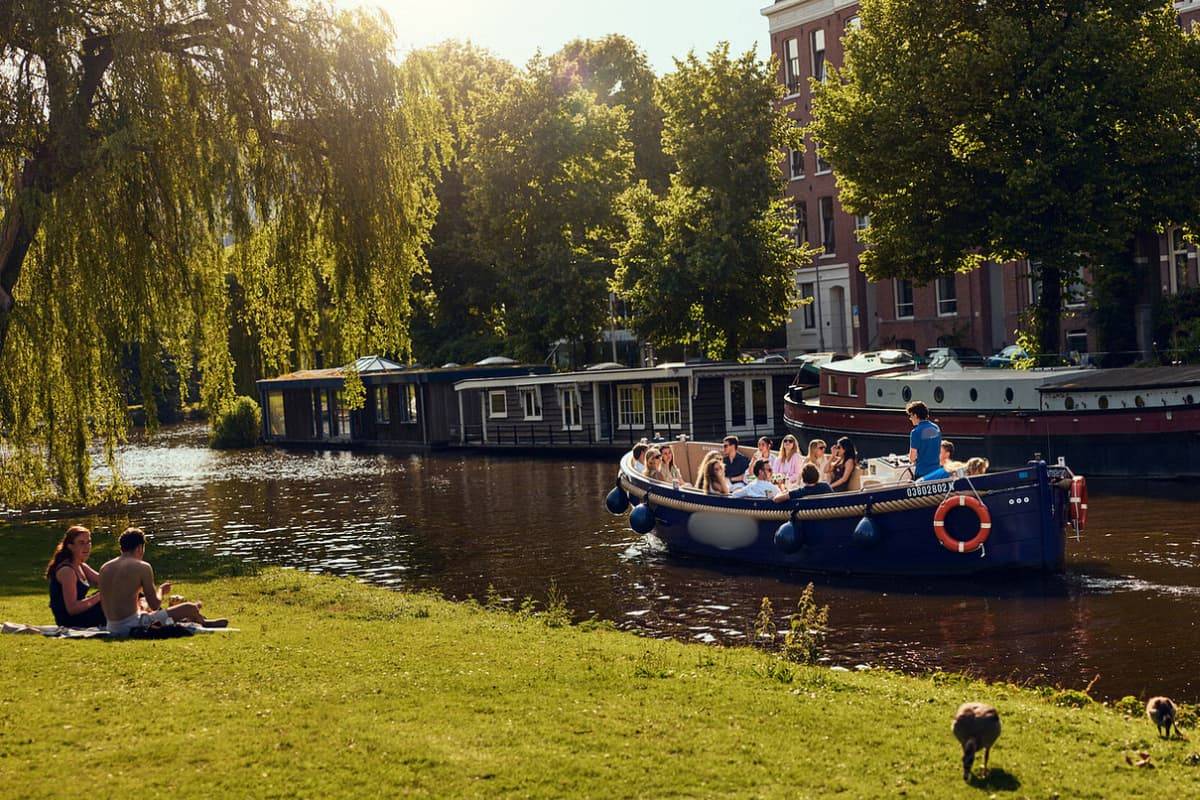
1 522 1196 799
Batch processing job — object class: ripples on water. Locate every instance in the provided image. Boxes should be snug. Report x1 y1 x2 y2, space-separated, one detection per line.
9 423 1200 702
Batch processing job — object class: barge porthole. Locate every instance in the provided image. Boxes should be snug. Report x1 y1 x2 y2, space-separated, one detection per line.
1098 395 1108 409
877 388 883 398
1004 387 1014 403
969 388 978 402
1188 394 1195 405
902 386 912 402
1135 395 1145 408
934 387 944 403
1064 396 1075 411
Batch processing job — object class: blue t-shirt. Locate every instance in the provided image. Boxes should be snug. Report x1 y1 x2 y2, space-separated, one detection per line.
917 466 950 482
910 419 941 477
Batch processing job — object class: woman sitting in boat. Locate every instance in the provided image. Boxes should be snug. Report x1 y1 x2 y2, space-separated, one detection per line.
732 459 778 499
965 457 989 476
755 437 773 467
644 447 668 482
828 437 861 492
772 463 833 502
803 439 829 483
773 435 803 487
631 442 650 474
697 454 731 495
658 443 687 486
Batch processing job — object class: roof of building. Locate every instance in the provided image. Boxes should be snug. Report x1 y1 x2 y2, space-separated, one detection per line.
257 357 549 389
452 361 799 391
1038 366 1200 392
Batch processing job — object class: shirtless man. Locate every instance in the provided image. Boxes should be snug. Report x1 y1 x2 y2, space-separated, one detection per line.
98 528 226 636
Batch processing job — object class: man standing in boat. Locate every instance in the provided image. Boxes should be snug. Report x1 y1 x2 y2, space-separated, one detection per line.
907 401 942 480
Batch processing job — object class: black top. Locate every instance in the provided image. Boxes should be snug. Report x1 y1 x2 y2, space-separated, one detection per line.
724 453 750 482
48 568 89 626
787 482 834 501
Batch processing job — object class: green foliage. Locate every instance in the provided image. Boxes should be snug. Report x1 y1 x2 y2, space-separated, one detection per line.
467 52 634 361
1153 287 1200 363
1114 695 1145 717
613 44 811 359
542 579 572 628
1052 689 1094 709
811 0 1200 354
753 596 777 644
782 582 829 665
209 396 262 450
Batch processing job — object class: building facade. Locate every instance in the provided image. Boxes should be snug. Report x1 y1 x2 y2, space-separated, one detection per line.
763 0 1200 361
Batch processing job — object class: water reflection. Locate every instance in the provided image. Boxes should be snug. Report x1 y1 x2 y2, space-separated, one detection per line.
9 423 1199 702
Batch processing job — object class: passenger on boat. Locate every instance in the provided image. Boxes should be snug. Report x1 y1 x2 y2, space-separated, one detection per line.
697 457 731 496
964 457 989 476
917 441 959 481
941 440 955 466
803 439 829 483
732 459 778 499
773 435 803 487
644 447 668 482
906 401 942 478
658 443 687 486
631 443 649 474
828 437 861 492
46 525 106 628
772 463 833 502
722 436 751 486
755 437 773 466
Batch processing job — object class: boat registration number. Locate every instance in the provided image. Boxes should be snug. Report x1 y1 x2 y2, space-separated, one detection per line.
905 482 953 498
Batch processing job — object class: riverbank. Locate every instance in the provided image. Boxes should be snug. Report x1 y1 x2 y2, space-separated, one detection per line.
1 525 1196 798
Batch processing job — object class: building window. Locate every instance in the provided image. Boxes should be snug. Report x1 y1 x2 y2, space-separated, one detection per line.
845 15 861 32
936 276 958 316
785 38 801 94
335 390 351 437
794 201 808 247
1066 329 1088 357
488 390 507 419
616 384 645 429
726 377 770 428
895 279 914 319
789 148 804 179
267 392 285 437
800 282 816 329
818 196 835 254
314 389 330 439
560 387 582 430
398 384 418 423
811 28 826 83
373 385 390 424
814 141 831 174
1170 228 1190 293
1065 264 1088 309
519 386 542 420
848 377 858 397
854 214 870 232
652 383 682 428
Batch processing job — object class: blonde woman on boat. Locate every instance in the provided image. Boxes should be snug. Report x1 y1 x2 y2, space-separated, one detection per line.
964 457 989 476
658 443 687 486
772 435 803 487
804 438 829 483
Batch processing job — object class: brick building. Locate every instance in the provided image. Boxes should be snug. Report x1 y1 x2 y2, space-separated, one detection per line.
763 0 1200 360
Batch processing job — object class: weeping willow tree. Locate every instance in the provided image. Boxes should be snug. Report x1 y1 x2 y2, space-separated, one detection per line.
0 1 446 505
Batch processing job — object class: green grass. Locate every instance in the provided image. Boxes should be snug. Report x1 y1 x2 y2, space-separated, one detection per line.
1 523 1197 799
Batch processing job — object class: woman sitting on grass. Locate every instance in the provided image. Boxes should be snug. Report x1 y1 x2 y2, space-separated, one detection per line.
46 525 106 628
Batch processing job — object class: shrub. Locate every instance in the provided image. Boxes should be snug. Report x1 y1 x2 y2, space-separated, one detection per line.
1052 689 1092 709
1113 695 1143 717
782 583 829 665
210 396 261 449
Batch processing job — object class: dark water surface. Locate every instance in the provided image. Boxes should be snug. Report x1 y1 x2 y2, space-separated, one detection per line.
15 424 1200 702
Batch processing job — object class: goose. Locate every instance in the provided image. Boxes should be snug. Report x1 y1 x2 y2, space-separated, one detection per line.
1146 697 1177 739
952 702 1001 781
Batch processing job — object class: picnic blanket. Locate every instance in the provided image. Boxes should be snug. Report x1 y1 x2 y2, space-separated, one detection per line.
2 621 237 638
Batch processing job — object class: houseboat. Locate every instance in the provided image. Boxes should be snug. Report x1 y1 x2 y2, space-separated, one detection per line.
607 440 1082 575
256 356 550 450
783 354 1200 477
452 361 801 452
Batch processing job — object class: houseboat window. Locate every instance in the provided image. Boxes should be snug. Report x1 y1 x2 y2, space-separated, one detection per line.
1098 395 1109 410
933 386 944 403
267 392 285 437
560 388 583 430
314 390 330 439
374 385 390 424
652 384 682 428
1187 394 1195 405
1064 396 1075 410
901 386 912 402
936 276 957 316
752 379 768 425
617 385 645 429
827 374 838 395
1004 387 1014 403
399 385 418 423
969 388 978 402
488 390 507 419
519 386 543 420
730 380 746 427
1135 395 1145 408
848 377 858 397
335 391 351 437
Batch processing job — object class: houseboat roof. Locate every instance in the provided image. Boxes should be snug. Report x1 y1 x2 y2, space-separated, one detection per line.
257 358 549 389
888 367 1089 385
452 361 797 392
1038 366 1200 392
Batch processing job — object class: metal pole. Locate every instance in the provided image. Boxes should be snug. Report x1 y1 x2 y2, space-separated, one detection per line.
815 260 826 351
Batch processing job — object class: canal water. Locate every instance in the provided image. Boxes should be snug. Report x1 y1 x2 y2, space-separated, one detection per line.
18 424 1200 702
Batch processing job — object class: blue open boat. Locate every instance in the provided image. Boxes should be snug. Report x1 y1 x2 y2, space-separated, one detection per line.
605 442 1083 576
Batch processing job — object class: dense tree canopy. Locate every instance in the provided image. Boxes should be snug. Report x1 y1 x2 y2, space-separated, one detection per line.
810 0 1200 355
466 53 634 363
613 44 810 359
0 1 445 504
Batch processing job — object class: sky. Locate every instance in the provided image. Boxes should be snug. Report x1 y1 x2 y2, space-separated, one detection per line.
330 0 772 74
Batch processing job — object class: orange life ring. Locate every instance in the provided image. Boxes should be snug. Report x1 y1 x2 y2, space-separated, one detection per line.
1069 476 1088 529
933 494 992 554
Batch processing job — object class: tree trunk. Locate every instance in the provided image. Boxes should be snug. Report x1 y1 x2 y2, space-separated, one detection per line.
0 159 46 358
1035 262 1063 360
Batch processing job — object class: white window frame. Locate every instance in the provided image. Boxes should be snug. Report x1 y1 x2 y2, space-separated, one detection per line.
616 384 645 430
398 384 418 424
794 201 808 247
651 383 682 428
724 376 774 433
811 28 826 83
854 214 870 232
267 391 285 437
848 377 859 397
814 141 832 175
789 148 804 180
373 385 390 424
1065 264 1088 309
936 275 958 317
818 196 835 256
784 38 801 95
894 279 914 319
827 374 839 395
518 386 542 420
800 282 816 329
488 390 507 419
1169 228 1190 295
559 387 583 431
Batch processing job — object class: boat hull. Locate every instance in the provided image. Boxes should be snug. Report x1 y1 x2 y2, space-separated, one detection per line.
618 461 1070 576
